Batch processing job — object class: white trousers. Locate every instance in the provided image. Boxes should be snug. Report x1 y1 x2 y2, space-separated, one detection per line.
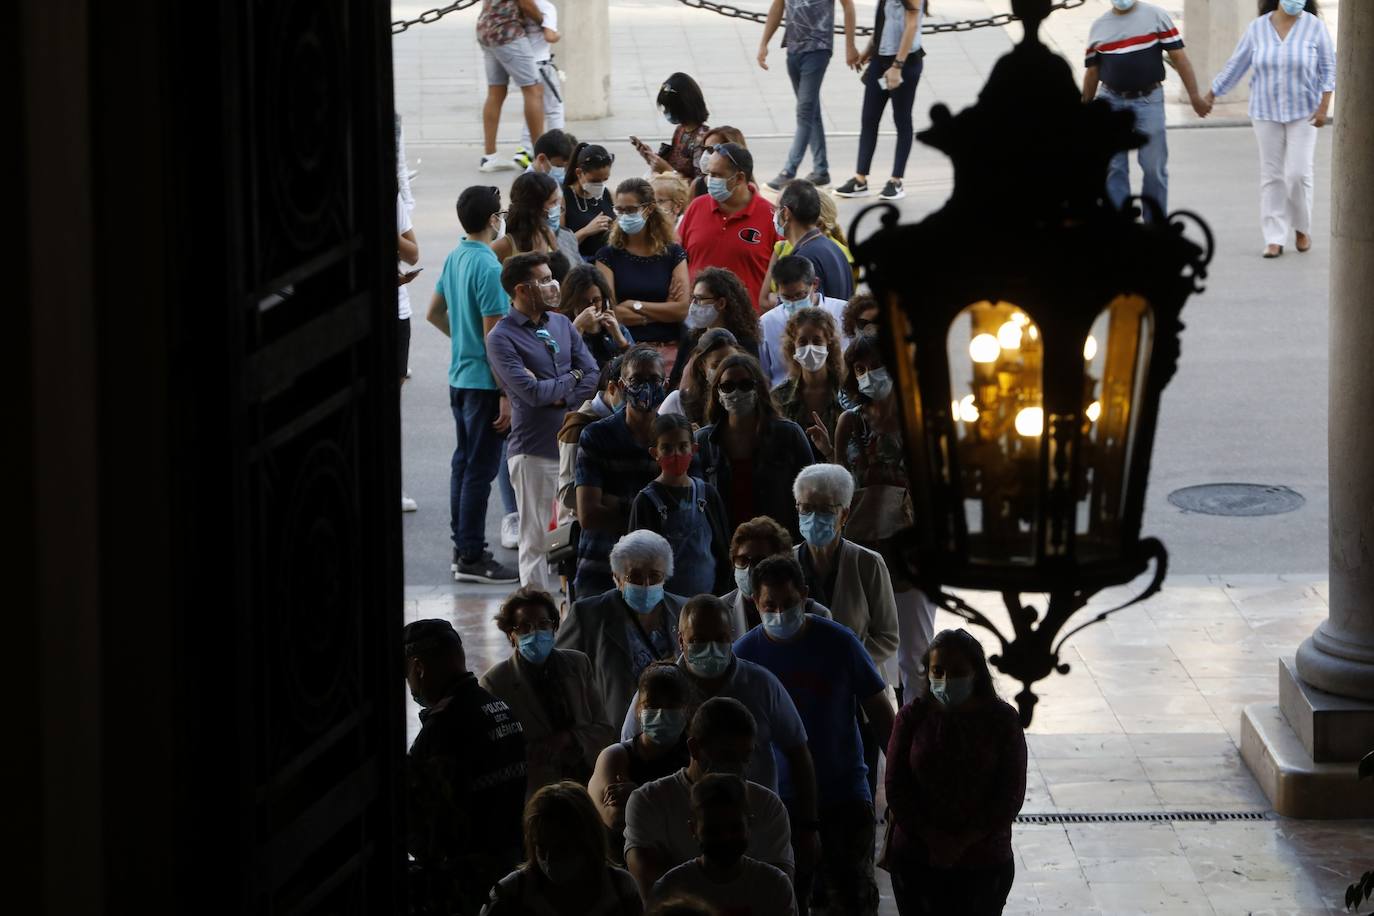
1253 118 1318 248
509 453 558 591
889 587 937 694
519 60 565 147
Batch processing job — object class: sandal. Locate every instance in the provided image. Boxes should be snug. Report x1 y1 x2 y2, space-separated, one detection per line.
1262 245 1284 259
1296 232 1312 253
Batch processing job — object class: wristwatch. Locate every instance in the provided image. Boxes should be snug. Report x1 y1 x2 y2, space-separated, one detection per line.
632 301 645 325
570 367 584 382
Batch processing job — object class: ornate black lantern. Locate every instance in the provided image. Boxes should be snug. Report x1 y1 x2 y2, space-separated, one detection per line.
850 0 1212 725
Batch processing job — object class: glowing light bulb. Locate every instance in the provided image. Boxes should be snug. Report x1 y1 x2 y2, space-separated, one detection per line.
1015 406 1044 437
1027 325 1039 341
997 321 1022 350
958 394 980 423
1086 400 1102 423
969 333 1000 364
951 399 960 419
1011 311 1029 327
1083 335 1098 361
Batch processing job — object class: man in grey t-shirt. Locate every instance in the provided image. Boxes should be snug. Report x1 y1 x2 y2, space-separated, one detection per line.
757 0 857 190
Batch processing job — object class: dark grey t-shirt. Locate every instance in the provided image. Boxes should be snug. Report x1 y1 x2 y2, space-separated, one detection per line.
784 0 835 54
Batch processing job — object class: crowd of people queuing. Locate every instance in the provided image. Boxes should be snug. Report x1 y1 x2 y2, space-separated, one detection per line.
390 1 1339 913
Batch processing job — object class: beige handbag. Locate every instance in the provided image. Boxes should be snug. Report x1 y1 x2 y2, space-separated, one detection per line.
844 484 914 544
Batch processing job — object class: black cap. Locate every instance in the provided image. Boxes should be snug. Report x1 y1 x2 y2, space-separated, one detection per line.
403 619 464 657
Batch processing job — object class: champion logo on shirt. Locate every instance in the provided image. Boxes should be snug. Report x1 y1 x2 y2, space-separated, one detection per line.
738 227 763 244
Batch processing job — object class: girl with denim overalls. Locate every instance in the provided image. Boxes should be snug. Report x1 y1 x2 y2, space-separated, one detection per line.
627 414 732 597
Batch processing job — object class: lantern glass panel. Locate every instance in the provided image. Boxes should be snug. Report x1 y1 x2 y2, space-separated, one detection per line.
948 301 1042 565
1076 294 1154 563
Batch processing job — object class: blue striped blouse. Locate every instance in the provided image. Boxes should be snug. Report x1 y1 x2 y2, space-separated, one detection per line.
1212 12 1336 123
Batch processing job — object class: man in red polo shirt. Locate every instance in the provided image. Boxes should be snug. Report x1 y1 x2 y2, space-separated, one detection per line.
679 142 780 310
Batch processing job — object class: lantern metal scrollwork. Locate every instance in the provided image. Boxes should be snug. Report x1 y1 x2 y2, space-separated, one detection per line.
850 0 1213 725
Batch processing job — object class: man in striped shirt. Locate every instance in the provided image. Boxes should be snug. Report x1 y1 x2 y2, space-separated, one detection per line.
1082 0 1211 220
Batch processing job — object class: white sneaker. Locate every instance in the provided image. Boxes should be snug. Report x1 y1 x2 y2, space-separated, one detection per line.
401 494 418 513
480 153 513 173
500 512 520 549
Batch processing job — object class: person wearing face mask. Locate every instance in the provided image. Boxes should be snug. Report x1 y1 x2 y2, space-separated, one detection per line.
595 178 690 373
522 127 576 182
557 356 627 573
404 619 528 916
564 142 617 257
487 253 599 590
834 337 934 701
1205 0 1334 258
629 414 731 596
650 174 691 230
481 781 643 916
634 73 712 182
493 171 580 280
771 307 846 463
573 347 672 596
482 587 616 794
1082 0 1210 222
658 327 744 426
624 697 796 900
428 185 522 586
720 516 831 639
620 596 817 867
650 774 797 915
667 267 762 394
560 264 635 369
678 143 781 309
769 180 853 307
733 555 892 916
885 629 1027 916
558 529 689 728
694 353 815 541
589 663 697 860
758 257 849 389
688 126 749 199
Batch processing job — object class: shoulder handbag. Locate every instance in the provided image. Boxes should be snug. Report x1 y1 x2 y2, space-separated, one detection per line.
844 483 914 544
546 519 580 565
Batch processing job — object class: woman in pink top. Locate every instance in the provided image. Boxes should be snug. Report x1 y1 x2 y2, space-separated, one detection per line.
884 629 1027 915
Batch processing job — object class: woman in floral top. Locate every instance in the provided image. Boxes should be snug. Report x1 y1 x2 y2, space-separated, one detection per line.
633 72 711 182
885 628 1027 915
772 306 844 461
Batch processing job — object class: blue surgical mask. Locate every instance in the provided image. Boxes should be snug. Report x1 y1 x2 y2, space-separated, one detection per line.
773 208 787 237
663 109 679 125
622 582 665 614
547 205 562 230
706 175 734 203
761 603 806 640
685 641 732 679
518 629 556 665
549 165 567 184
1279 0 1305 14
624 378 667 412
930 675 976 707
618 211 647 235
733 565 753 598
857 367 893 401
1111 0 1136 10
799 511 839 547
639 707 687 746
780 294 813 316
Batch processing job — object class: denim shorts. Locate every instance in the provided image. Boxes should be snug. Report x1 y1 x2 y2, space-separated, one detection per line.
483 36 539 87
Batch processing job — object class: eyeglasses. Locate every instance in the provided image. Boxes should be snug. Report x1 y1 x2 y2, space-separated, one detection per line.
689 296 721 307
715 144 742 174
613 204 649 216
512 619 556 636
534 327 561 354
717 378 756 394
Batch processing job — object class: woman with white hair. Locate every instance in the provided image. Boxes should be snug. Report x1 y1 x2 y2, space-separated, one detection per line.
556 529 691 728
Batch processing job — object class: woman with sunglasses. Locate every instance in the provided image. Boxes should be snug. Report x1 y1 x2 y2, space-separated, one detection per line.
694 353 815 542
595 178 690 374
666 267 762 392
564 142 617 258
659 328 742 426
633 72 712 183
494 171 581 280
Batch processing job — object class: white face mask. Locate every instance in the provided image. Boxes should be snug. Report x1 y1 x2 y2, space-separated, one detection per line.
794 344 828 372
582 180 606 199
685 301 718 330
490 215 506 240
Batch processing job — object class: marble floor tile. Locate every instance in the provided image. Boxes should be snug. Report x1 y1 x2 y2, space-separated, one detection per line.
1065 823 1188 860
1037 756 1149 784
1081 855 1202 883
1047 779 1164 811
1028 734 1138 758
1138 754 1249 783
1116 713 1228 735
1129 734 1240 758
1151 778 1270 810
1086 880 1217 915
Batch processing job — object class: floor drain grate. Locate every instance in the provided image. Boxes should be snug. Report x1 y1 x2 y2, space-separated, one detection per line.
1017 811 1270 825
1167 483 1305 517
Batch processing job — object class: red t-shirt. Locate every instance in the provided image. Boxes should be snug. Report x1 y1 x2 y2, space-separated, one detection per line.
679 187 780 311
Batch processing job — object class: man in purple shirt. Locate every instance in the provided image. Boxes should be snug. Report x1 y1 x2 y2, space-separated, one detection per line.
488 252 598 589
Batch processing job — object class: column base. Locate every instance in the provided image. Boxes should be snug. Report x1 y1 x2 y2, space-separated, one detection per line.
1279 657 1374 762
1240 703 1374 818
1296 626 1374 702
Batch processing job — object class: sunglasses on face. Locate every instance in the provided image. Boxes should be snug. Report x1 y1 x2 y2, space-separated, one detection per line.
717 378 756 394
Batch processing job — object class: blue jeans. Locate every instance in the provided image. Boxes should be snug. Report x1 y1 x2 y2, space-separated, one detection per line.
449 387 503 558
783 49 831 177
1102 87 1168 220
497 441 517 515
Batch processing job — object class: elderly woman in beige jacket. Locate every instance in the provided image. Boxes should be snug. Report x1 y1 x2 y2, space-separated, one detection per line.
481 586 617 795
790 464 899 670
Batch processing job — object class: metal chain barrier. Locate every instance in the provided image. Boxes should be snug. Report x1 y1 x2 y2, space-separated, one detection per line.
392 0 480 35
393 0 1088 37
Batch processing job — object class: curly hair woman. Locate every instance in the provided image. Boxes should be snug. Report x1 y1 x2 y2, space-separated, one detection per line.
773 306 845 460
667 266 761 391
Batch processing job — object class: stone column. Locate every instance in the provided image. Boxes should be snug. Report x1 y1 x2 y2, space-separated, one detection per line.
554 0 611 121
1181 0 1251 109
1297 0 1374 701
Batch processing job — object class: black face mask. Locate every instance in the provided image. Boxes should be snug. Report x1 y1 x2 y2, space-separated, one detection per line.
700 836 748 866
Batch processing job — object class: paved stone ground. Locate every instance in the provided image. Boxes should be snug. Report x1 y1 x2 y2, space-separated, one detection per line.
392 5 1367 913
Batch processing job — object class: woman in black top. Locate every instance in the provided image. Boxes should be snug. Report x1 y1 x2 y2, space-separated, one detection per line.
564 142 617 258
587 663 695 862
558 265 635 368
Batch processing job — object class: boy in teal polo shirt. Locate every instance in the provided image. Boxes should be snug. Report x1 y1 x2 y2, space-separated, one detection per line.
426 185 520 584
